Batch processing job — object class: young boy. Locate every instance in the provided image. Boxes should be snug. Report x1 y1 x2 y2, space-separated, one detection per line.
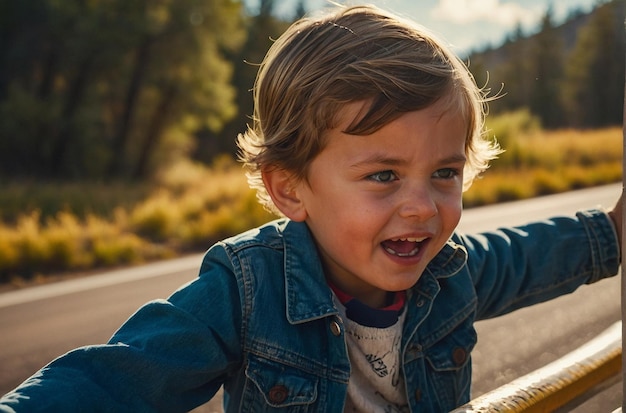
1 4 622 412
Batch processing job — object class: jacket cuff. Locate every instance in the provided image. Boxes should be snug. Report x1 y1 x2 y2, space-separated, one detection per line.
577 208 621 283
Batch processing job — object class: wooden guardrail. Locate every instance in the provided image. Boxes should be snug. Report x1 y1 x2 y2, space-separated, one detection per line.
451 321 622 413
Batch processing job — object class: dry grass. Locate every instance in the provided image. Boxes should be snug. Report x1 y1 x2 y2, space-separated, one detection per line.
0 122 622 283
0 157 275 283
464 127 622 207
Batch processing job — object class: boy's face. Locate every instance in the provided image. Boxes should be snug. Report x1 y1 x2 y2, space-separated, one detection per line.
293 100 466 309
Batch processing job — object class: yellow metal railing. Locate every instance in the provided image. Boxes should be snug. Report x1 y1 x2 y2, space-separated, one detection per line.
451 321 622 413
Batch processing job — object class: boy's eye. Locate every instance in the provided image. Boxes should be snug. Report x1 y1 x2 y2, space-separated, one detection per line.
368 170 397 183
433 168 459 179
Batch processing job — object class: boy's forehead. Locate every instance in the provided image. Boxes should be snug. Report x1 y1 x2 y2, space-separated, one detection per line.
319 104 468 169
332 97 468 133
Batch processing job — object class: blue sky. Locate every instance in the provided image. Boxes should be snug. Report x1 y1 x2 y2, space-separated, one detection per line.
246 0 598 55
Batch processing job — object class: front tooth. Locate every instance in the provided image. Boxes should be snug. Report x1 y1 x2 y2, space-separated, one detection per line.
392 237 426 242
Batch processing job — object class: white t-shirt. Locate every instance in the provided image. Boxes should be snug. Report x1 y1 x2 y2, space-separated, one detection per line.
332 293 409 412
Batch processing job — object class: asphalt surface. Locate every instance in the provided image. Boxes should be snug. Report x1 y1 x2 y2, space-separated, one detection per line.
0 183 622 412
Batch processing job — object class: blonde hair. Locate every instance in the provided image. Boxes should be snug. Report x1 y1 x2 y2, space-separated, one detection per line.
238 4 500 214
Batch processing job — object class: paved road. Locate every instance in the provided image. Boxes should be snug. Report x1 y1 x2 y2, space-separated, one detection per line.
0 183 622 412
461 184 623 412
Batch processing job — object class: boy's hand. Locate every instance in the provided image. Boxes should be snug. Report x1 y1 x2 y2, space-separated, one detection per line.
607 190 623 253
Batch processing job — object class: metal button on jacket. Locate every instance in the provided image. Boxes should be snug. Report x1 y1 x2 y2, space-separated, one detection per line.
452 347 468 366
329 319 342 336
268 385 288 404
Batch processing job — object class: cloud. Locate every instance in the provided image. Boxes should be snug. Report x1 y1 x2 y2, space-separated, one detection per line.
431 0 540 26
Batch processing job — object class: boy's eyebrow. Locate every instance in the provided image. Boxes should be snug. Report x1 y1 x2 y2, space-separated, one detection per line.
349 154 405 168
436 154 468 164
349 153 467 169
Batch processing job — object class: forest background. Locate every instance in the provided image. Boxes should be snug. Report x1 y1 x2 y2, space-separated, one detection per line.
0 0 623 284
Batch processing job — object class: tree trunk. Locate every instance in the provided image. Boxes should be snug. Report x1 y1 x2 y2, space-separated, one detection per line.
49 51 95 177
132 82 176 179
37 45 58 99
108 36 152 178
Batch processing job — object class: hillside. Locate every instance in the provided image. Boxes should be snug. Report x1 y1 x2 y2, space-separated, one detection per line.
464 0 625 128
466 5 594 66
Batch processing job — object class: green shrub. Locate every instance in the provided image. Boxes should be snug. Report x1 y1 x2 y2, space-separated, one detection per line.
43 212 92 270
130 191 182 242
485 108 542 150
0 227 19 277
92 234 145 266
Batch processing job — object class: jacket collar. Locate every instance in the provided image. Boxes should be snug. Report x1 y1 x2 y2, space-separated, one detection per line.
282 220 338 324
427 240 468 279
280 220 468 324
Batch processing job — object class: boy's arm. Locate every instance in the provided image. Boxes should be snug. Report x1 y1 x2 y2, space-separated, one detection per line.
0 250 242 412
459 206 620 320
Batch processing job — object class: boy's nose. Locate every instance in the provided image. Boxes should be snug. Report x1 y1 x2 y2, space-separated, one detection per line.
398 186 438 220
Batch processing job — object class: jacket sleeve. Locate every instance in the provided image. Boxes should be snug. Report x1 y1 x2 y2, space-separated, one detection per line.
0 245 243 413
455 209 620 320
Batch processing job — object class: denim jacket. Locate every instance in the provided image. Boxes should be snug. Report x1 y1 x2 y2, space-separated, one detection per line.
0 210 619 412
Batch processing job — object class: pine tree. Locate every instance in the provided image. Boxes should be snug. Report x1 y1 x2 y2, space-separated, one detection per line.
527 6 565 128
562 0 625 127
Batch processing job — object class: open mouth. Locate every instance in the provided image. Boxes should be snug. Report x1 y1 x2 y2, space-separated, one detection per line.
381 237 428 257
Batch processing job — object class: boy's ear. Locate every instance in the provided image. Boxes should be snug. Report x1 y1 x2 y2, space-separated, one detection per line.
262 168 307 222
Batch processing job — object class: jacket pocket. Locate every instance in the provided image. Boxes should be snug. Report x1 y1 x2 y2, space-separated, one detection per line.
424 320 476 409
242 354 319 411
